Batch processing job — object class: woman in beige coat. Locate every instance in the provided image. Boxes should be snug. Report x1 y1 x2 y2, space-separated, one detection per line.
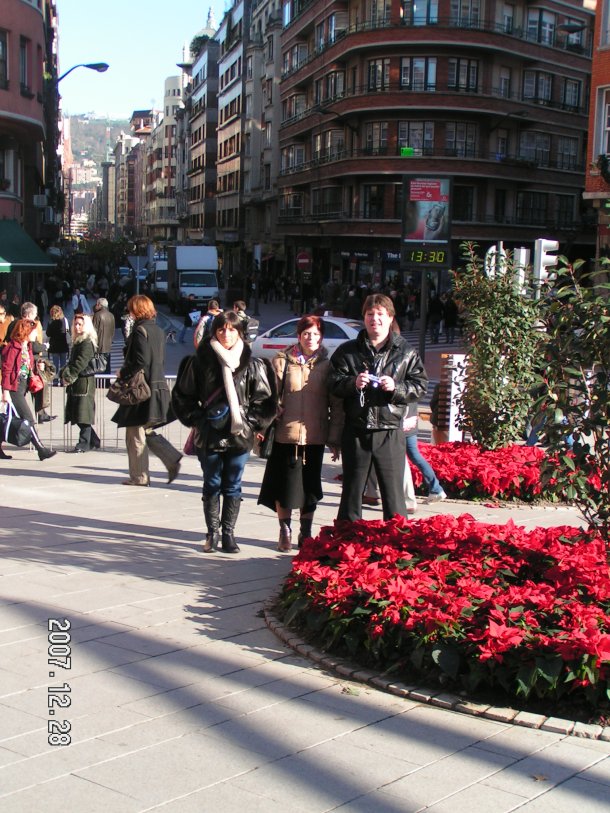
258 315 342 552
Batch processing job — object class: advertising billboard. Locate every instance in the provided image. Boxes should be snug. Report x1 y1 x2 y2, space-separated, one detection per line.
402 177 452 269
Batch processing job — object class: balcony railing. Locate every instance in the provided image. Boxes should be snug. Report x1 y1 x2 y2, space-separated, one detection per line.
281 15 591 78
281 83 586 129
278 146 584 176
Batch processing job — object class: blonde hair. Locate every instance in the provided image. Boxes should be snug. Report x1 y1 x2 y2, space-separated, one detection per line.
72 313 98 349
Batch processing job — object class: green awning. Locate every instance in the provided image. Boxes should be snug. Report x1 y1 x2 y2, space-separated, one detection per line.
0 220 56 273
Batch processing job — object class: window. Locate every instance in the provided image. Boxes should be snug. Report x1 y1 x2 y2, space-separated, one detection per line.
368 59 390 91
280 191 303 216
246 56 253 79
398 121 434 155
562 78 580 110
557 136 578 170
453 186 474 220
516 191 548 225
503 4 514 33
267 36 273 60
362 184 385 218
264 164 271 191
448 58 478 91
445 121 477 157
0 31 7 88
264 121 272 147
527 9 556 45
498 67 511 98
326 71 345 100
365 122 388 153
312 186 342 216
556 195 574 227
450 0 480 27
495 128 509 159
523 71 552 104
519 131 550 165
400 57 436 91
402 0 439 26
283 0 293 27
19 36 29 91
265 78 273 104
494 188 507 222
370 0 391 25
316 22 324 50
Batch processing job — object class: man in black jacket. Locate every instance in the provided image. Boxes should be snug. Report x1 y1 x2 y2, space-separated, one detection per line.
329 293 428 521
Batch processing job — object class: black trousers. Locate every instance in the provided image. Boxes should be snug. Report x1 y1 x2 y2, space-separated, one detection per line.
338 428 407 521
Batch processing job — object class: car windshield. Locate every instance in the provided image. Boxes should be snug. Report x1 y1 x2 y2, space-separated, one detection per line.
181 272 217 286
322 322 348 339
269 322 298 338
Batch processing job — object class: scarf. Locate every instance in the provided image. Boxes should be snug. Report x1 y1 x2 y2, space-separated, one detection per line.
210 337 244 434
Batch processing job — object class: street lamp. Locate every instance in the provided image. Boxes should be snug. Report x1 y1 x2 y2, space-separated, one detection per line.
57 62 109 83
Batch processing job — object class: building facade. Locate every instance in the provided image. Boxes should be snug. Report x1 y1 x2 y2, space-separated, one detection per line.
277 0 594 292
584 0 610 262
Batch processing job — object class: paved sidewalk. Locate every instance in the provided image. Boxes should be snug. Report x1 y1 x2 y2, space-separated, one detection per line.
1 448 609 812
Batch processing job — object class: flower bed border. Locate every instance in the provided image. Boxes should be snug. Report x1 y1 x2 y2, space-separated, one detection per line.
263 596 610 742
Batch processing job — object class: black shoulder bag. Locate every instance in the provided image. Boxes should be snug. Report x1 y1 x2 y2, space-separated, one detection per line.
258 360 288 459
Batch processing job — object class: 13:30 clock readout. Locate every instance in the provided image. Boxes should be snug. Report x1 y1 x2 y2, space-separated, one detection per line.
404 249 447 264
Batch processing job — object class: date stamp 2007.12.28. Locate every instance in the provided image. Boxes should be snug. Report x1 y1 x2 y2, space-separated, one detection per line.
47 618 71 746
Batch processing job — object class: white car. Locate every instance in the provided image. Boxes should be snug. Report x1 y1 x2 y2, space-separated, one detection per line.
251 316 363 360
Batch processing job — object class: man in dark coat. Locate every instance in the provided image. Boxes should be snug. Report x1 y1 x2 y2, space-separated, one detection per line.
92 297 116 375
329 293 428 521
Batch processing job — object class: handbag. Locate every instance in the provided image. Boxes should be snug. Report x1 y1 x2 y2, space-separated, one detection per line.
106 369 151 406
258 360 288 459
90 353 108 373
183 426 200 456
28 373 45 394
0 402 34 447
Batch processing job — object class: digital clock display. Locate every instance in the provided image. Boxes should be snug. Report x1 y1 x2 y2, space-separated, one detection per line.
403 247 450 266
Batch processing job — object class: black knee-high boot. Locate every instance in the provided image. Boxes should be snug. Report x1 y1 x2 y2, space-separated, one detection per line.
221 496 241 553
202 494 220 553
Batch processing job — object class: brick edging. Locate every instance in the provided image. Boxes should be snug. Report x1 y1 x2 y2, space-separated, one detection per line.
263 598 610 742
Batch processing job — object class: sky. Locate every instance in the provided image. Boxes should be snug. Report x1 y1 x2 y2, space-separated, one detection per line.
56 0 227 120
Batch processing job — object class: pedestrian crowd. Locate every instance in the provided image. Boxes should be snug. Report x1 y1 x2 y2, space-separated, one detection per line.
2 288 453 554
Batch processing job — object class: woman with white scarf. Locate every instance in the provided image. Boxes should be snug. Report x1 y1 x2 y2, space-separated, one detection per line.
172 310 276 553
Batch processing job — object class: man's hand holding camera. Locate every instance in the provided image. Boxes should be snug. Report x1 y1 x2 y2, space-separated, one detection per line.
356 371 395 392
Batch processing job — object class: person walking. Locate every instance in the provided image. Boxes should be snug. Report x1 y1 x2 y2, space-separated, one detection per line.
71 288 91 315
1 318 57 460
61 313 100 452
328 293 428 521
92 297 116 375
172 310 276 554
111 295 182 486
193 299 222 348
45 305 70 385
179 294 200 343
257 315 342 552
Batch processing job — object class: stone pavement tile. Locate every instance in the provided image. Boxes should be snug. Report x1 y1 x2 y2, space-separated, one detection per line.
203 698 381 760
0 735 128 796
74 732 265 805
232 738 420 811
0 705 48 741
346 704 507 767
211 673 346 716
48 583 177 615
481 739 609 797
384 781 528 813
379 744 516 806
473 724 564 759
300 682 418 721
508 776 610 812
2 707 150 758
0 667 42 696
0 747 23 769
85 628 187 657
154 782 307 813
579 756 610 785
0 774 142 813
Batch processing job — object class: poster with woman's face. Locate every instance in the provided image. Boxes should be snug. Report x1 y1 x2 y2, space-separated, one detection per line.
403 178 450 243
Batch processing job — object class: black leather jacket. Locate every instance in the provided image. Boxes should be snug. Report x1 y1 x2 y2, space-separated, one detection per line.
172 338 276 453
328 329 428 432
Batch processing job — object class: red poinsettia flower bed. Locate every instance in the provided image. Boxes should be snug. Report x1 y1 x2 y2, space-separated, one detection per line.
279 514 610 713
410 442 548 502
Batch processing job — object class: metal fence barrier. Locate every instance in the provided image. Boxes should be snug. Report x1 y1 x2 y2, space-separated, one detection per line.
45 375 189 452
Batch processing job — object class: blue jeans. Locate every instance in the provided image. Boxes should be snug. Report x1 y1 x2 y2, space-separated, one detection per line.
405 434 443 495
200 449 249 498
51 352 67 381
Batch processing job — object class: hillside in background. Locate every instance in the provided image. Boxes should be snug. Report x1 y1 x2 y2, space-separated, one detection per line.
68 116 130 165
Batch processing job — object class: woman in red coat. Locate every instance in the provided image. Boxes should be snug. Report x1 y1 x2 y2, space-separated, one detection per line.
1 319 56 460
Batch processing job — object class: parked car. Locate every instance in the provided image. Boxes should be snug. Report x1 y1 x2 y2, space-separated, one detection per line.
251 316 363 359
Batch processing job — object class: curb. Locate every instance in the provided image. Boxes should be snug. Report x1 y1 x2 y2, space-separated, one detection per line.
263 598 610 742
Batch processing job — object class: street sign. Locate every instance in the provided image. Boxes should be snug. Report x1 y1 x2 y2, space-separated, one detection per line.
296 251 311 270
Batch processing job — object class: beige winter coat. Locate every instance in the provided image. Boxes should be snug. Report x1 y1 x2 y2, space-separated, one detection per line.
272 345 343 447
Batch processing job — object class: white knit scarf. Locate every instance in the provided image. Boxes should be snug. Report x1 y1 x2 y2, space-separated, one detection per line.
210 337 244 434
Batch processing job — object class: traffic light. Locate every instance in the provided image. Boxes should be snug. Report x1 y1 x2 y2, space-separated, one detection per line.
533 238 559 290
